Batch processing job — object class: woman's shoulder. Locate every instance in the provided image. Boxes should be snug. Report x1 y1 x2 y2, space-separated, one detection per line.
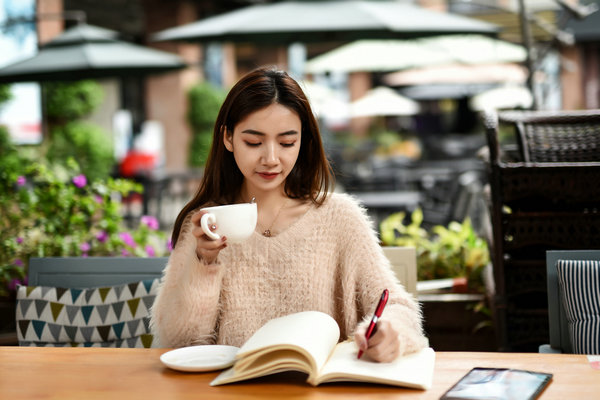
323 191 364 211
317 191 369 221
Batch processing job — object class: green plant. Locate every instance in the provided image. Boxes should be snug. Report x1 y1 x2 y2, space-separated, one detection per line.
380 209 489 293
47 121 114 182
44 80 104 122
0 84 12 105
187 82 226 167
0 131 171 297
43 80 114 182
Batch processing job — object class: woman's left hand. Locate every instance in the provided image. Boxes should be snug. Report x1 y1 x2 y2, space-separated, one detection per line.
354 319 400 363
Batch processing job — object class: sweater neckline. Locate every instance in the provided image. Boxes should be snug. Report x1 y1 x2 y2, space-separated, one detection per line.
253 199 318 241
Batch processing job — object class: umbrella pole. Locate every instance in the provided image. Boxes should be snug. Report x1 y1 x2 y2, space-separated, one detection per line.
517 0 538 110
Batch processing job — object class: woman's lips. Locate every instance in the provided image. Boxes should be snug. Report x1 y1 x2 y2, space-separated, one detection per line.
258 172 279 180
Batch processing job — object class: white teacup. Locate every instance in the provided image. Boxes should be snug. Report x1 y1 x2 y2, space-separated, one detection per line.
199 202 257 243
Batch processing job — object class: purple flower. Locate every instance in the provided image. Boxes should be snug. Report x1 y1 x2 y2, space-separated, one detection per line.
94 195 103 204
80 242 91 252
141 215 159 230
145 245 156 257
16 237 23 244
14 258 23 267
8 278 22 292
16 176 26 186
167 239 173 252
72 174 87 188
121 249 130 256
119 232 136 247
96 231 108 243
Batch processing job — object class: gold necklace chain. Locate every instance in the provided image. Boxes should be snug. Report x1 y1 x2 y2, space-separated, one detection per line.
262 198 289 237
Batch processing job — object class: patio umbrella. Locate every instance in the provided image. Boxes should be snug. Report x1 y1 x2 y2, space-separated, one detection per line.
350 86 419 117
299 80 350 123
469 85 533 111
383 63 528 86
306 34 526 74
152 1 499 44
0 23 186 83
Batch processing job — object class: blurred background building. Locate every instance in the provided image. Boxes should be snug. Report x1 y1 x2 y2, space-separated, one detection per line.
1 0 599 231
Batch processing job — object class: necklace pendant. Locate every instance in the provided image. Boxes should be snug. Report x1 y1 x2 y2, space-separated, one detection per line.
263 229 271 237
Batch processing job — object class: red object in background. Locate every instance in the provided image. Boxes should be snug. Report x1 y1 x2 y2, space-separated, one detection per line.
452 277 469 293
119 151 157 177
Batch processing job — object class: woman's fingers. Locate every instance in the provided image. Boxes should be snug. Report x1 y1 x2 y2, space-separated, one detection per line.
191 211 227 264
361 320 400 363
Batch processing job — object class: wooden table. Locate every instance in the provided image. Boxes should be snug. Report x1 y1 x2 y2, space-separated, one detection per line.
0 347 597 399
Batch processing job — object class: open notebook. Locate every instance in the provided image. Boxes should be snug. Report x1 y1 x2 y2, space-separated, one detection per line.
211 310 435 388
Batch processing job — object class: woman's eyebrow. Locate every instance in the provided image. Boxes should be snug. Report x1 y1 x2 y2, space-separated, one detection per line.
241 129 299 137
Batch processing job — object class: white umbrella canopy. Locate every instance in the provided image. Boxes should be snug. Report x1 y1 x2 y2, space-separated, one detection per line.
299 80 350 121
305 34 526 74
350 86 419 117
0 24 186 83
383 63 528 85
469 85 533 111
152 1 499 44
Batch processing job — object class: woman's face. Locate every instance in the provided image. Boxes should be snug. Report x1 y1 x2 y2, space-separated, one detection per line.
224 103 302 195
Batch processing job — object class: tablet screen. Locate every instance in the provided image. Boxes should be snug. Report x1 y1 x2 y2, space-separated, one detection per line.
440 367 553 400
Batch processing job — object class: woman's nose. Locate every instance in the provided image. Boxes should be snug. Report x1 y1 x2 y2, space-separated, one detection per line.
262 142 278 165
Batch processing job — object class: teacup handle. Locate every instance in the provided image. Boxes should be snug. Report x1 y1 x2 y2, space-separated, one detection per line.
200 213 220 241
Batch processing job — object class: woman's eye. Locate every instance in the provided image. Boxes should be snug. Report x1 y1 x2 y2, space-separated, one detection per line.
244 141 261 147
281 142 296 148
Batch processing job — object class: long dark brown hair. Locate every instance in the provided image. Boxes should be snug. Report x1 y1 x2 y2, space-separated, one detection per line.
171 66 334 246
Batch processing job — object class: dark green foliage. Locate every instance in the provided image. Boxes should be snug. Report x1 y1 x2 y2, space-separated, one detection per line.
0 84 12 105
186 82 226 167
47 121 114 182
44 80 104 122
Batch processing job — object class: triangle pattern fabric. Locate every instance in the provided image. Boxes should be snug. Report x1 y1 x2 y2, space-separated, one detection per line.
41 286 53 299
113 285 124 300
96 304 110 324
18 299 33 317
48 323 62 342
98 287 111 303
127 282 139 298
50 302 64 321
56 287 68 302
65 325 77 342
112 301 125 320
18 320 30 338
32 320 46 340
15 278 160 348
70 288 83 303
34 299 48 318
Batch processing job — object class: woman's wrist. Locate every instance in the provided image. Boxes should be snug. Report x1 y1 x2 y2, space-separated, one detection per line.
196 251 217 266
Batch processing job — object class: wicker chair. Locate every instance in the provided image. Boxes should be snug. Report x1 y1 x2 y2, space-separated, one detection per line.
496 110 600 163
483 109 600 352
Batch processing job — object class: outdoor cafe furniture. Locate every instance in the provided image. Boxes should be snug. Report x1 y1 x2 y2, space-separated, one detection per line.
483 109 600 352
542 250 600 355
15 257 166 347
1 346 598 399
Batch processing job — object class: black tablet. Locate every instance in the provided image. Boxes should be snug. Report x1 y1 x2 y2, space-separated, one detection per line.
440 367 553 400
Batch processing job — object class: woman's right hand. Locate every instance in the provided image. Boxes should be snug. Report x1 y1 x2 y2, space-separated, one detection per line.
191 211 227 264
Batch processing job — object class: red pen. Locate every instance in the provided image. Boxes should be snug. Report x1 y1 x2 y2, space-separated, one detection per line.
357 288 389 359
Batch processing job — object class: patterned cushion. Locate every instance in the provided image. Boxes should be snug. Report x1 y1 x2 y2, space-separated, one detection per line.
557 259 600 355
16 278 159 348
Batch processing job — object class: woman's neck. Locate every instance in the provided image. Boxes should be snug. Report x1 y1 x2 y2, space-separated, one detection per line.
239 184 288 208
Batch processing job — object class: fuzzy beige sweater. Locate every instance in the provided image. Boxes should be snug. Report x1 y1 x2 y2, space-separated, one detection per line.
150 192 428 356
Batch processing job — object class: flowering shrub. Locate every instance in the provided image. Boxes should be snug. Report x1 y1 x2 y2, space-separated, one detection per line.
0 145 172 297
380 209 489 294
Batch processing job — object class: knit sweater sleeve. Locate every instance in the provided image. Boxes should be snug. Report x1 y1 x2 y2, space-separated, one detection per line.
150 214 225 348
335 194 428 356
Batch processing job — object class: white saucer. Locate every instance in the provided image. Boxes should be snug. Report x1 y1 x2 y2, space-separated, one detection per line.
160 345 239 372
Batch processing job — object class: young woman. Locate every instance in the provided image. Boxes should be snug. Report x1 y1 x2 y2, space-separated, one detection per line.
151 67 427 362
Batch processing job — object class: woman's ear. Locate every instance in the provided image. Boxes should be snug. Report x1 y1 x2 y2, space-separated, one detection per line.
222 126 233 152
